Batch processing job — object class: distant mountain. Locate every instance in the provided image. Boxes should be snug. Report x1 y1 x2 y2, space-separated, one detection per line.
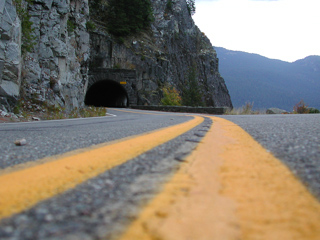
215 47 320 111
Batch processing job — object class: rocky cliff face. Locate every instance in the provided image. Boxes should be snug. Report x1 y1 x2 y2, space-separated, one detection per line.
151 0 232 107
0 0 232 113
0 0 22 110
22 0 90 112
1 0 90 112
89 0 233 107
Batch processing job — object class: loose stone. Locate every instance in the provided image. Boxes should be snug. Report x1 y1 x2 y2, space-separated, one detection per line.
14 139 27 146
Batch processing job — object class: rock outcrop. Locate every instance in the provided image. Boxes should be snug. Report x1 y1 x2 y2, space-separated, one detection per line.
0 0 22 111
89 0 233 107
1 0 90 112
0 0 233 112
22 0 90 112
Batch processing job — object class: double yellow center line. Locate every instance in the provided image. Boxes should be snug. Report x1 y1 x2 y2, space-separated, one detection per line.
0 116 204 220
119 117 320 240
2 113 320 240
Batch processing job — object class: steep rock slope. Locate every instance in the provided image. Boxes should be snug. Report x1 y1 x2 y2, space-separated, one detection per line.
0 0 22 110
0 0 232 112
1 0 90 112
89 0 232 107
22 0 90 112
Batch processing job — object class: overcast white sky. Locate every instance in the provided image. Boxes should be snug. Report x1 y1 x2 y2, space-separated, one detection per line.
193 0 320 62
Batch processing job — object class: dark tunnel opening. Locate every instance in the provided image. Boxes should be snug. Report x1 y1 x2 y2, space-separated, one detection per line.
84 80 129 107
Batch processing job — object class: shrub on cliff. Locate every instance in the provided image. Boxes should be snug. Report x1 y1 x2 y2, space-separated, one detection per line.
161 84 182 106
13 0 36 54
106 0 153 36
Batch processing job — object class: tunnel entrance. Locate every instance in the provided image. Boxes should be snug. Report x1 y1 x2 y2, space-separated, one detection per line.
84 80 129 107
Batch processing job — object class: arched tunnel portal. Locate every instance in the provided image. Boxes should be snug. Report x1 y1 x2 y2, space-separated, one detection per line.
84 80 129 107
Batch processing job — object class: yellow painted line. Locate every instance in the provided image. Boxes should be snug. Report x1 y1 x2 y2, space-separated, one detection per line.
119 116 320 240
0 116 204 220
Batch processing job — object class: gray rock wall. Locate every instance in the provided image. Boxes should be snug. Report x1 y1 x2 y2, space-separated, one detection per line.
0 0 90 112
89 0 233 107
0 0 232 112
153 0 232 107
22 0 90 111
0 0 22 111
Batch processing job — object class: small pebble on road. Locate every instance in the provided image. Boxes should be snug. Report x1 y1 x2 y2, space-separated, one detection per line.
14 139 27 146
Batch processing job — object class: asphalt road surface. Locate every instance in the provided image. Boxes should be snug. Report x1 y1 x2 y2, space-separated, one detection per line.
220 114 320 199
0 109 319 240
0 109 193 168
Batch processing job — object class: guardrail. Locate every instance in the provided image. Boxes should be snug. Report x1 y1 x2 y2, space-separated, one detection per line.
130 105 230 115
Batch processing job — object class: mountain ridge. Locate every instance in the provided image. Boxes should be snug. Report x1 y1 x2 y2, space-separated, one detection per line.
215 47 320 111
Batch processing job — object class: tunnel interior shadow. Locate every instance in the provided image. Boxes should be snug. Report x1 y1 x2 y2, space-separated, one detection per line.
85 80 129 107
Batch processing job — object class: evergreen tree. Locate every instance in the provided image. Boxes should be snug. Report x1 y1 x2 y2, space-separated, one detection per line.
181 67 204 107
106 0 153 36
